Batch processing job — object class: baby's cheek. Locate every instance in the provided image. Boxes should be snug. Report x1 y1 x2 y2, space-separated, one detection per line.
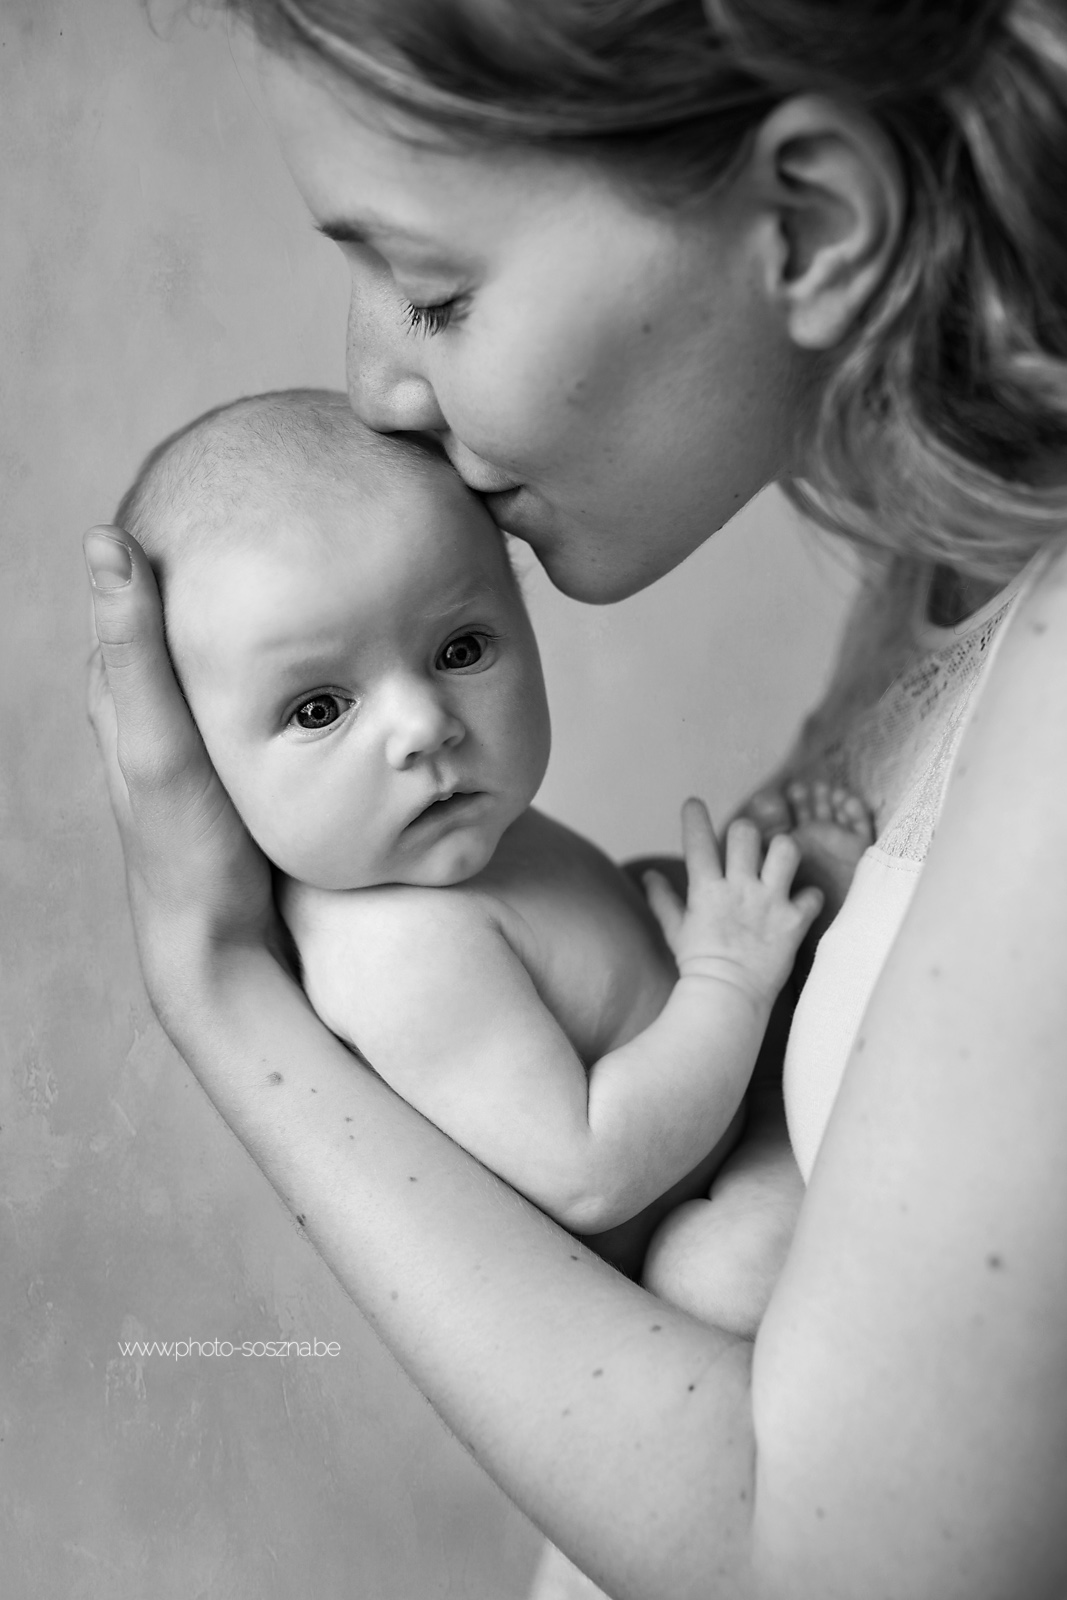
262 803 379 891
210 760 325 884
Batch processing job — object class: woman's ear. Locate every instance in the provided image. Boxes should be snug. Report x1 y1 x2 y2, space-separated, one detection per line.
747 96 905 350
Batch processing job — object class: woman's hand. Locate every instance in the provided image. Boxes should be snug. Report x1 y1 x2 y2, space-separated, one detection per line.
84 526 277 1024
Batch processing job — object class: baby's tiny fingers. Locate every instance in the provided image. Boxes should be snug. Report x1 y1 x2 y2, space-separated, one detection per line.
760 829 801 892
791 885 825 928
643 869 685 944
680 797 723 881
723 815 762 881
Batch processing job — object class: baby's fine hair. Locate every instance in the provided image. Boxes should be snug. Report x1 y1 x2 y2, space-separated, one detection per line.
116 388 422 576
221 0 1067 583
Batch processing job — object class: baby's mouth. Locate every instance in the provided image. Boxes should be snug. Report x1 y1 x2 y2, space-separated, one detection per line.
406 789 482 830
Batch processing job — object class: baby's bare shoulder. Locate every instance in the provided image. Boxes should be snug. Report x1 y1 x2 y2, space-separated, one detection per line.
279 879 513 1050
281 876 500 961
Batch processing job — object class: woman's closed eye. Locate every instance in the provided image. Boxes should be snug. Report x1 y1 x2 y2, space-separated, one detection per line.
402 292 470 337
288 692 355 733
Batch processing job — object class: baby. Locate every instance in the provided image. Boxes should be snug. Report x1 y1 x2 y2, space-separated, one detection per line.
117 389 867 1297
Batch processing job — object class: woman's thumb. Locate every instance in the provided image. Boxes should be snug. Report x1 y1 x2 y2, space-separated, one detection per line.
83 525 193 788
84 526 134 596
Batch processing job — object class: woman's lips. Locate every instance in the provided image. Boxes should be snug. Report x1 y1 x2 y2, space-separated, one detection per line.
481 485 531 533
443 446 533 533
443 441 521 495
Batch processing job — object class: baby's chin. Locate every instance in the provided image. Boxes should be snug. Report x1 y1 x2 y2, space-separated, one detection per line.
275 827 503 894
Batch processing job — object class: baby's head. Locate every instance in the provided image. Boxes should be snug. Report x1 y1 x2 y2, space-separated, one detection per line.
119 390 550 889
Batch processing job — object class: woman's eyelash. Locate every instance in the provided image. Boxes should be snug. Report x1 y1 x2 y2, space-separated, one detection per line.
402 295 467 337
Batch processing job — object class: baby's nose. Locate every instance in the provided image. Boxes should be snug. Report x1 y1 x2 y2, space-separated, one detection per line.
383 682 464 770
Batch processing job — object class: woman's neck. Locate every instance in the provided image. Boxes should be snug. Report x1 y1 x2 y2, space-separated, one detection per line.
925 564 1006 629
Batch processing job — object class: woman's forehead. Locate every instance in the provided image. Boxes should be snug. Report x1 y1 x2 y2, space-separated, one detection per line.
257 46 613 247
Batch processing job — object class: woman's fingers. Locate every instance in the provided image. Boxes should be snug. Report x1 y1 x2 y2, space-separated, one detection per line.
83 523 274 955
681 797 724 882
84 526 203 802
86 643 129 818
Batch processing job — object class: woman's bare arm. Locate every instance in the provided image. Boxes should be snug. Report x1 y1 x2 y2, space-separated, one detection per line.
86 528 1067 1600
751 544 1067 1596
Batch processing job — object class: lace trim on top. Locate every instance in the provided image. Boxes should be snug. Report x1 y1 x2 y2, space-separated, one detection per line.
796 561 1037 865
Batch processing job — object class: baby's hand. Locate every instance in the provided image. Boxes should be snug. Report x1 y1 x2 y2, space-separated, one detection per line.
643 799 823 1010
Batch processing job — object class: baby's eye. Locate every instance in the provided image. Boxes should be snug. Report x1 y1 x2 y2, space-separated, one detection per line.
437 633 487 671
290 694 350 731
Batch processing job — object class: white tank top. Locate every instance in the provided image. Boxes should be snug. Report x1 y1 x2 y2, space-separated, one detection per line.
783 550 1049 1181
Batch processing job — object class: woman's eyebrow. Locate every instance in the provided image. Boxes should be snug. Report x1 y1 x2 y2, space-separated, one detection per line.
315 216 429 248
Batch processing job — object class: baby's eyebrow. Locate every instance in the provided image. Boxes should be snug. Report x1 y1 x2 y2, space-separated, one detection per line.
255 637 352 690
419 580 500 624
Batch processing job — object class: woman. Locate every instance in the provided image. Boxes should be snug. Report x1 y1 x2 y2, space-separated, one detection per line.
83 2 1067 1596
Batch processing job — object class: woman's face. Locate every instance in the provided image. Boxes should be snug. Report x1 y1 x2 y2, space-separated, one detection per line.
261 52 815 602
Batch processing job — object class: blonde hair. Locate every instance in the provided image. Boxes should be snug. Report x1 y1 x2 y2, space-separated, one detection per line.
222 0 1067 582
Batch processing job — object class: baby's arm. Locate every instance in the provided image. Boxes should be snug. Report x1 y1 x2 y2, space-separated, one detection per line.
285 803 820 1236
641 784 874 1329
642 1082 803 1338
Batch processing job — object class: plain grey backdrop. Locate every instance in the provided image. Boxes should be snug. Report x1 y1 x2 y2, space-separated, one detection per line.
0 1 858 1595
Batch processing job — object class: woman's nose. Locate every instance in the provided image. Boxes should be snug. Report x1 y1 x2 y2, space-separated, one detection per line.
383 682 465 771
346 283 448 437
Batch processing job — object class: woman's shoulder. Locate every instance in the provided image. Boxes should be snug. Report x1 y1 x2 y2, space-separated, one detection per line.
964 536 1067 768
1018 533 1067 630
754 541 1067 1573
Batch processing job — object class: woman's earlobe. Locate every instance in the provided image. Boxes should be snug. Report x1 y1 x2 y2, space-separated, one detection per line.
752 97 904 351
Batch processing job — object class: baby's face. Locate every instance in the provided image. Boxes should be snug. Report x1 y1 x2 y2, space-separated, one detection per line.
170 465 550 889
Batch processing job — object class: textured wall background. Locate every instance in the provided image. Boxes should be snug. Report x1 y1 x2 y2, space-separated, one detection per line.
0 2 857 1596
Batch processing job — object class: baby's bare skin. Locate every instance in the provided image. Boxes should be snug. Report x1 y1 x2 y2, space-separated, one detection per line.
643 779 873 1334
283 801 817 1267
286 805 740 1275
748 778 873 924
122 391 826 1289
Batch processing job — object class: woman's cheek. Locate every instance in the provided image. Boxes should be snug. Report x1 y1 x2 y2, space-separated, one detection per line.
444 327 594 473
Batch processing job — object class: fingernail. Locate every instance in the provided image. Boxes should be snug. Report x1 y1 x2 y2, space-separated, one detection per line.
84 531 132 590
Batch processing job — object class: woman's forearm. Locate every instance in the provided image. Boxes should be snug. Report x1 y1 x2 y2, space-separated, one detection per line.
177 942 761 1600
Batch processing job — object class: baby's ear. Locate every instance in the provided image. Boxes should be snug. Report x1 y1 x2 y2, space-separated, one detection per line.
749 95 905 350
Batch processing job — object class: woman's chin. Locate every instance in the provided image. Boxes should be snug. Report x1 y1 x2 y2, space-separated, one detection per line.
532 544 673 605
502 506 689 603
